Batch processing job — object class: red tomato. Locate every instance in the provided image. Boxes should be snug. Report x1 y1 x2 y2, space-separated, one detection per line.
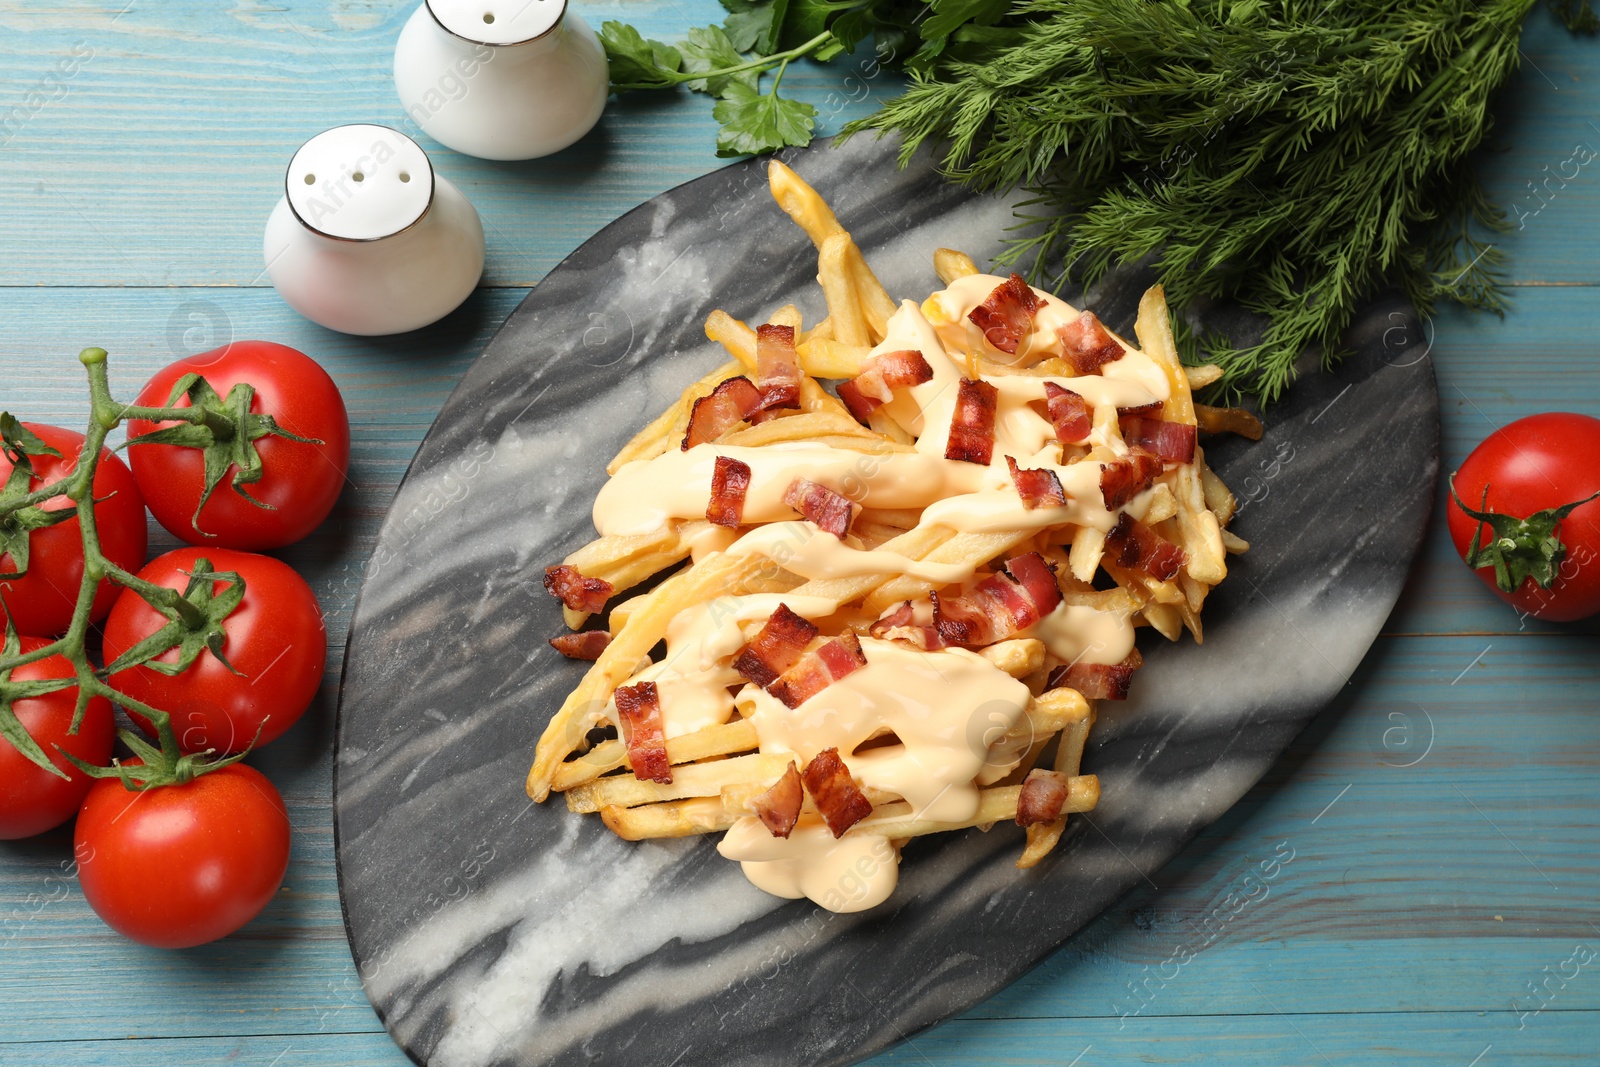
126 341 350 549
0 637 114 839
0 423 148 637
75 762 290 948
102 548 326 754
1446 412 1600 622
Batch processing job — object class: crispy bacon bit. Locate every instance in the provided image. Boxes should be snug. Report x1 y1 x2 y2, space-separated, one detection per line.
707 456 752 528
945 378 998 465
801 747 874 838
1006 456 1066 511
968 273 1042 355
1055 311 1124 374
1042 382 1091 443
752 761 804 838
836 349 934 424
1016 769 1072 827
1099 450 1165 510
549 630 611 660
683 376 763 449
932 552 1062 647
1004 552 1064 615
1120 415 1197 464
869 600 946 650
615 681 671 783
753 324 802 419
1117 401 1163 418
542 564 613 613
733 604 819 687
768 631 867 709
1105 512 1187 581
1048 648 1145 701
783 478 856 538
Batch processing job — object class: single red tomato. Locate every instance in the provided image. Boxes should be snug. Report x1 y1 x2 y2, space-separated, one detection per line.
1446 412 1600 622
0 423 148 637
102 547 326 754
74 762 290 948
125 341 350 549
0 636 114 839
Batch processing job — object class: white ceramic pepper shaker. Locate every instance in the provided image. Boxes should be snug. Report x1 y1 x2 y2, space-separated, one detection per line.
263 124 485 336
394 0 609 161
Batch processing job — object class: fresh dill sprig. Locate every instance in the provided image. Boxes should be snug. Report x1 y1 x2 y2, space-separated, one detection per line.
845 0 1565 402
605 0 1592 401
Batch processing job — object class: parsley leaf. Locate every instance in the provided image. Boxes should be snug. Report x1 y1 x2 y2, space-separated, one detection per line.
600 22 685 91
681 25 759 94
713 82 818 157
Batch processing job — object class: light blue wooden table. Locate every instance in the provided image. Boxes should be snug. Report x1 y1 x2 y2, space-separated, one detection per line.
2 4 1597 1064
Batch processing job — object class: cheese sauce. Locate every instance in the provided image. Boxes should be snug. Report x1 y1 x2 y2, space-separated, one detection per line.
587 280 1181 911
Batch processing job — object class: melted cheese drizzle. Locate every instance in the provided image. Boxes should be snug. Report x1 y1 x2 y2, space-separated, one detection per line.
586 281 1176 911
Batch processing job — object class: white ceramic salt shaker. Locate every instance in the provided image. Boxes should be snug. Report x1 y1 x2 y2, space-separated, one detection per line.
394 0 609 161
263 124 485 336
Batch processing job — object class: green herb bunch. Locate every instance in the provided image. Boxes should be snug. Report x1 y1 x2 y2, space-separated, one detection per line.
603 0 1596 402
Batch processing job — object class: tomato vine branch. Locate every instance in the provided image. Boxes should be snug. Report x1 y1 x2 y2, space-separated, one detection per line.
0 347 259 788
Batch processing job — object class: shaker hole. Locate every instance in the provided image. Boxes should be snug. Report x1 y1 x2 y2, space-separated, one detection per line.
483 12 495 23
303 173 316 185
353 171 365 182
399 171 411 183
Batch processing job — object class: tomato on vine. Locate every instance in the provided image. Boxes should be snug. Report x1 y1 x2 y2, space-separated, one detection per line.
0 632 113 840
102 547 326 754
1447 412 1600 622
126 341 350 550
0 419 147 637
75 761 291 948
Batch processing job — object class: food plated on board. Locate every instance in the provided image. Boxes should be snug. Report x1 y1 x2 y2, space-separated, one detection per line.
529 160 1257 913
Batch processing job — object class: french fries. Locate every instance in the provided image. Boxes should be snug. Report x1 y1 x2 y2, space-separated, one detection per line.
529 158 1252 906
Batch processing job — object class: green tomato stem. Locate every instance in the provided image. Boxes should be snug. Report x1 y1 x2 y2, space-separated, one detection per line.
0 348 249 786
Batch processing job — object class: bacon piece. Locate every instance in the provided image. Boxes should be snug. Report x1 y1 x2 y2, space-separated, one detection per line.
1055 311 1124 374
1117 401 1163 418
733 604 819 687
932 552 1061 647
768 631 867 709
1016 769 1072 827
869 600 946 651
549 630 611 660
707 456 752 528
1048 648 1145 701
683 376 763 449
1105 512 1187 581
1006 456 1066 511
783 478 855 538
614 681 671 783
968 274 1042 355
542 564 613 613
1042 382 1091 443
801 747 873 838
835 349 933 424
1119 415 1197 465
753 324 802 419
752 761 804 838
1003 552 1063 615
944 378 998 465
1099 450 1165 510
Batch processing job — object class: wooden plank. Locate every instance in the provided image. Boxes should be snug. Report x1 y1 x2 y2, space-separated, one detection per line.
1 634 1594 1042
0 0 900 288
11 4 1592 291
871 1012 1600 1064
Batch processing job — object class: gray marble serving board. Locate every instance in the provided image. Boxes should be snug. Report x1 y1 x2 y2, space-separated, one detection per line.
333 133 1438 1067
